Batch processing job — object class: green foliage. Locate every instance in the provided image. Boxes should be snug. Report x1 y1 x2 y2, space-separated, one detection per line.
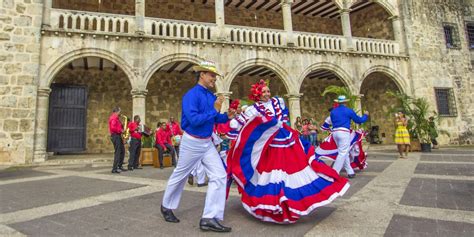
321 85 358 110
141 134 155 148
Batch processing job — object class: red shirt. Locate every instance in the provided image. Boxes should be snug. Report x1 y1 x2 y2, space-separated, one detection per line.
167 122 183 136
155 128 172 149
128 121 142 140
108 113 123 135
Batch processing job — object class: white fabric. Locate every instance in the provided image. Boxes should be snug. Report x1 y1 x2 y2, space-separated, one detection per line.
190 162 207 185
162 133 227 220
332 130 354 175
230 98 285 131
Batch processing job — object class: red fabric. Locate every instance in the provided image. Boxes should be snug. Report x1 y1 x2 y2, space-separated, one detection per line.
108 113 123 135
216 121 232 135
155 128 172 149
167 122 183 136
128 121 142 139
230 99 240 110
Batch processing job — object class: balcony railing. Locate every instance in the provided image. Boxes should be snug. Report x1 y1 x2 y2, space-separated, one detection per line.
295 32 345 51
353 37 399 55
226 25 284 46
51 9 135 34
49 9 402 56
145 18 215 41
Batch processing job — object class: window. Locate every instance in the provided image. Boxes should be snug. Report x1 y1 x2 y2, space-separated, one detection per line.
467 22 474 49
435 88 457 117
443 23 460 48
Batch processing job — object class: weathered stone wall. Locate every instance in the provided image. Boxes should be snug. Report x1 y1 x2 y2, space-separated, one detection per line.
0 0 43 164
360 73 401 144
53 0 135 15
53 68 133 153
293 14 342 35
145 71 196 128
351 3 394 40
300 78 345 126
402 0 474 144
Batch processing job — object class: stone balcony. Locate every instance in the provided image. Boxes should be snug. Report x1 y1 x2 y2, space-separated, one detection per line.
49 8 401 57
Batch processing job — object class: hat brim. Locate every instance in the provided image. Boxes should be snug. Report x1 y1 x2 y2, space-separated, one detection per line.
334 99 350 103
192 66 221 76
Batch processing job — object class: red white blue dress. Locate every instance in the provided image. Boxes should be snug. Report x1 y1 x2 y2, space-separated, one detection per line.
227 97 350 224
316 117 368 170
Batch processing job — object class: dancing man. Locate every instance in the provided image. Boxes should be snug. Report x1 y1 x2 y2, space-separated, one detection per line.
330 95 369 178
160 61 235 232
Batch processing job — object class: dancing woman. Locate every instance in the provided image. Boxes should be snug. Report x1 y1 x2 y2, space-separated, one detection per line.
227 80 349 224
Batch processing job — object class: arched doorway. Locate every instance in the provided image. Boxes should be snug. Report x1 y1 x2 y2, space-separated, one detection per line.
228 65 288 103
360 72 402 144
145 60 198 130
350 0 395 40
300 69 349 126
49 56 132 153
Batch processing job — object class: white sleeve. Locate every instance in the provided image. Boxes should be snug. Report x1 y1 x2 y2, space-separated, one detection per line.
229 105 259 131
277 97 286 110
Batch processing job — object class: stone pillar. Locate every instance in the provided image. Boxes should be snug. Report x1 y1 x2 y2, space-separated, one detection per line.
340 7 353 50
42 0 53 28
355 95 363 115
135 0 145 35
390 16 405 54
131 89 147 123
213 0 226 40
285 93 302 128
33 87 51 163
216 91 232 113
282 0 295 46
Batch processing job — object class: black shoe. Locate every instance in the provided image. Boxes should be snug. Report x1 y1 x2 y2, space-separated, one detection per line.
134 166 143 169
118 167 128 172
111 169 121 174
127 167 134 171
199 218 231 232
197 183 208 187
160 166 164 169
160 205 179 223
348 174 356 179
187 175 194 185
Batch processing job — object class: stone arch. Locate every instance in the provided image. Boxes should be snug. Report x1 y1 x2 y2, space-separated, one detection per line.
349 0 397 17
142 53 205 89
297 62 356 94
41 48 137 88
358 65 407 94
224 58 294 94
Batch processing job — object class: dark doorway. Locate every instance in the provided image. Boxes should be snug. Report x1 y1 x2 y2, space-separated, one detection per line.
47 84 88 153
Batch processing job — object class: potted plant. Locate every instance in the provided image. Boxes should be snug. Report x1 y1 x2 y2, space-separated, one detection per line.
140 130 158 165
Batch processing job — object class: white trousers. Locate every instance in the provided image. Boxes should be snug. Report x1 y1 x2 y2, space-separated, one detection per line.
332 130 355 175
190 162 207 185
162 133 227 220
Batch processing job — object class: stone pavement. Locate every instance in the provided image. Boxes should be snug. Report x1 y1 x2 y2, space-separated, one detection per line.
0 148 473 237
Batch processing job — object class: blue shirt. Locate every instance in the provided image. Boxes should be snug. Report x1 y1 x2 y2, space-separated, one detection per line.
330 104 368 129
181 84 229 138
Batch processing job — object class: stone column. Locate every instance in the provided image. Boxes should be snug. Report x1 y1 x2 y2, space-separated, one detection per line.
42 0 53 28
340 7 353 50
135 0 145 35
33 87 51 163
213 0 226 40
390 16 405 54
131 89 147 123
216 91 232 113
281 0 295 46
285 93 302 128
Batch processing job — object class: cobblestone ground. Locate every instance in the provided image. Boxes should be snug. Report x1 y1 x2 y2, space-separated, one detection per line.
1 147 473 237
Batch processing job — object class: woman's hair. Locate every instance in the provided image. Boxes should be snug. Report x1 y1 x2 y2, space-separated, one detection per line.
156 122 162 127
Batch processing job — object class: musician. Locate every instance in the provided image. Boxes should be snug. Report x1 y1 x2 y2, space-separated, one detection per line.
155 122 177 169
108 106 126 173
127 115 143 171
167 116 183 155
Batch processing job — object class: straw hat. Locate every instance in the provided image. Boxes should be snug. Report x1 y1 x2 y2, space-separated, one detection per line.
192 61 221 76
334 95 350 103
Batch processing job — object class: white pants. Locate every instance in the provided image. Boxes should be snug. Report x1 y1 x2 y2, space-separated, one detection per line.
190 162 207 185
162 133 227 220
332 130 355 175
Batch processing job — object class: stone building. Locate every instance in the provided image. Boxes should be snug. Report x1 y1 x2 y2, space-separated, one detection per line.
0 0 472 165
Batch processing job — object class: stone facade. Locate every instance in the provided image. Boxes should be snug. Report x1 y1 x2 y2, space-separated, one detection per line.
1 0 473 165
0 0 43 164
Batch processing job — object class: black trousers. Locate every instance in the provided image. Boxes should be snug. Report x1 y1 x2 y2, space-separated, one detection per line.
128 138 141 168
111 134 125 170
431 138 438 146
155 143 177 166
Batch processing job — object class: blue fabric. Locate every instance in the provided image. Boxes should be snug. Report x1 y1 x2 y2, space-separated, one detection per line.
181 84 229 138
330 104 368 129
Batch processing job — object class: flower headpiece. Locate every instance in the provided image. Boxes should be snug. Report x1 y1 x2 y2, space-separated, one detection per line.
229 99 240 110
248 80 268 102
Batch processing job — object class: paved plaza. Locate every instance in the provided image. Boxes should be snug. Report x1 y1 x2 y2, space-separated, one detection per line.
0 147 473 236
